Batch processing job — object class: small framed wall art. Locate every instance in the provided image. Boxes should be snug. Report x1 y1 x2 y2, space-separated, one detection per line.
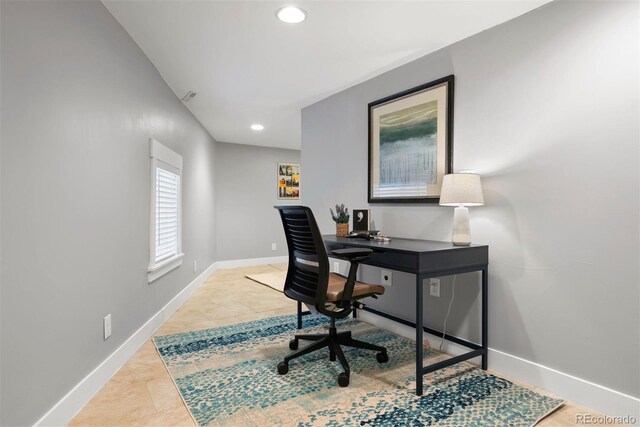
277 163 300 199
368 75 454 203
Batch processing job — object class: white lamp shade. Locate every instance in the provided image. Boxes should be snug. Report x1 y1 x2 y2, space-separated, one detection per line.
439 173 484 206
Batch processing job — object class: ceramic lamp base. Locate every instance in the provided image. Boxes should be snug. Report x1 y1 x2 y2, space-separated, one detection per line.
451 206 471 246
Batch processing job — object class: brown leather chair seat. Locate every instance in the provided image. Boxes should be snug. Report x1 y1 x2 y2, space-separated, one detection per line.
326 273 385 302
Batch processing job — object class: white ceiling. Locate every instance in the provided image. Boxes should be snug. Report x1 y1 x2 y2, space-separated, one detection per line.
104 0 550 150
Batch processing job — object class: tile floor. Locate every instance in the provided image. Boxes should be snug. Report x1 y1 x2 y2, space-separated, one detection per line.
69 264 604 426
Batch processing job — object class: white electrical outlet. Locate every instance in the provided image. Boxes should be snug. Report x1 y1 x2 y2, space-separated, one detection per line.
333 261 340 273
271 243 277 251
104 314 112 340
381 270 392 286
429 278 441 297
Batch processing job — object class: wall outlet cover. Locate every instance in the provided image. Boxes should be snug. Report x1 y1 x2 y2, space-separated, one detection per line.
333 261 340 273
429 278 440 297
103 314 112 340
271 243 277 251
381 269 392 286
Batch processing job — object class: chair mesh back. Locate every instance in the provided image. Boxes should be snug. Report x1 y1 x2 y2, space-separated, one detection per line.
275 206 329 306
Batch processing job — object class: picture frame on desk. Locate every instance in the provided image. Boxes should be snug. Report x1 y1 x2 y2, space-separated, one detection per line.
368 75 454 203
352 209 371 232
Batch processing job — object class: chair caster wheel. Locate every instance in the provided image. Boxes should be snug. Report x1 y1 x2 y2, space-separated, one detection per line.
277 361 289 375
289 339 298 350
337 372 350 387
376 352 389 363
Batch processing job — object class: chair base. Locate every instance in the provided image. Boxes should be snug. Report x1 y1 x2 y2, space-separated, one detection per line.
277 320 388 387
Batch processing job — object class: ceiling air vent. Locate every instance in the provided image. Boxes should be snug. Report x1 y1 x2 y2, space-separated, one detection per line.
181 91 197 103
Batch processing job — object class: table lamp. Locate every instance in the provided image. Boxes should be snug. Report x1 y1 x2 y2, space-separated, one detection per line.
439 173 484 246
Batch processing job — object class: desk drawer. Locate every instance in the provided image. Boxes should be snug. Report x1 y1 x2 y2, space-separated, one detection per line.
418 246 488 274
325 237 488 278
368 249 417 271
326 242 417 272
325 242 347 253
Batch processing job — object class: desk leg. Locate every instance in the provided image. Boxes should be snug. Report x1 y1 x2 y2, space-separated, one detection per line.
416 274 424 395
297 301 302 330
481 268 488 370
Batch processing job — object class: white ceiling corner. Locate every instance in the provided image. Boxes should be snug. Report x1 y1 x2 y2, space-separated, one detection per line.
103 0 551 150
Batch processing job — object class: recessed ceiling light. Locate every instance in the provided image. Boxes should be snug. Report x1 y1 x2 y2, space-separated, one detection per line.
276 6 307 24
251 124 264 131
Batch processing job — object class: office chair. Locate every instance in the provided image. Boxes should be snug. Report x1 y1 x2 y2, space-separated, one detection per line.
274 205 388 387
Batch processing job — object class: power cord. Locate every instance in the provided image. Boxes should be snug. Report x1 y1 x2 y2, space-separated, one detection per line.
439 275 457 352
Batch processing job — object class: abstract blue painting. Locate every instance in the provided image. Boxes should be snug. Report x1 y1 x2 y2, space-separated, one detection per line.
369 76 453 203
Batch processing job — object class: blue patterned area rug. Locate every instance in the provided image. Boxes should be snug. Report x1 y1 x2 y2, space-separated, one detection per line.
153 314 563 426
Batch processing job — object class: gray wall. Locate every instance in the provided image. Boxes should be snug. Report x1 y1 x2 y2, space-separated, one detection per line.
215 142 300 261
302 0 639 398
0 1 218 425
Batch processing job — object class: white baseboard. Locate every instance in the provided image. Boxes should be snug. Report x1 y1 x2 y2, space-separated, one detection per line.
489 349 640 425
215 255 288 269
33 255 286 426
38 256 637 427
358 310 640 424
34 261 218 427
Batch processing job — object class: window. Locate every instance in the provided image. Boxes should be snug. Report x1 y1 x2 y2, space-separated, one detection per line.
148 139 183 282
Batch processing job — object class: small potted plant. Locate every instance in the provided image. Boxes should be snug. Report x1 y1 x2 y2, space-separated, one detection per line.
330 204 350 237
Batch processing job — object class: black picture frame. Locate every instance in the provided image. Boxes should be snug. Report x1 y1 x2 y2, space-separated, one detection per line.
352 209 371 232
368 75 454 203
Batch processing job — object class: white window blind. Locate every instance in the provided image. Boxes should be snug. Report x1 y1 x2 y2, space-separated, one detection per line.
148 138 183 283
155 167 180 263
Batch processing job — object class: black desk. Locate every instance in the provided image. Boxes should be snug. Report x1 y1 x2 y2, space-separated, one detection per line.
318 235 488 395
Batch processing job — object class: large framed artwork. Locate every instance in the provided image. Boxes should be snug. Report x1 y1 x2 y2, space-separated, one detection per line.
368 75 454 203
277 163 300 199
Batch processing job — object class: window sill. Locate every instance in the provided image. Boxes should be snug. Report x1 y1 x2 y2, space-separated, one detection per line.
148 253 184 283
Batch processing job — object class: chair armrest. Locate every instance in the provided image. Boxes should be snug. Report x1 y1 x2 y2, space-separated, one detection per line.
331 248 373 260
330 248 372 308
